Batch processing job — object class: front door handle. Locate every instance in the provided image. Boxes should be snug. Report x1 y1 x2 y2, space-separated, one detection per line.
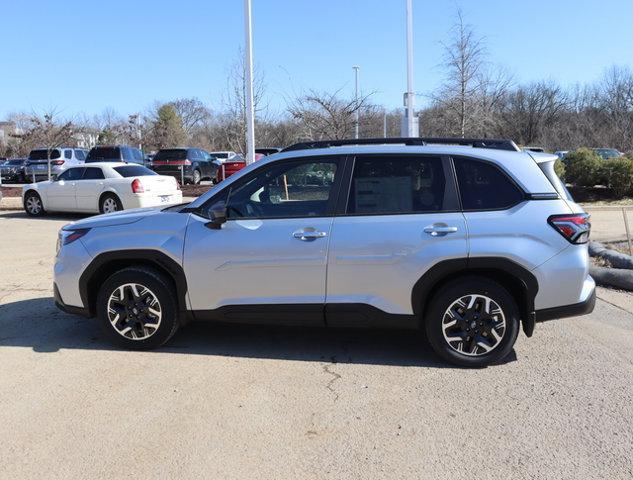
293 228 328 241
424 224 458 237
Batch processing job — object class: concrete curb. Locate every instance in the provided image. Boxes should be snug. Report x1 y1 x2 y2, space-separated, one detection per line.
0 197 22 211
590 266 633 291
589 241 633 270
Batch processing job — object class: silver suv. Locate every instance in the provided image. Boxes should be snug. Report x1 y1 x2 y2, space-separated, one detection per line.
53 138 595 367
24 147 88 181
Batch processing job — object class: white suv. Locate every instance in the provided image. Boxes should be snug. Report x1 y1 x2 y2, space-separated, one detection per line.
53 138 595 367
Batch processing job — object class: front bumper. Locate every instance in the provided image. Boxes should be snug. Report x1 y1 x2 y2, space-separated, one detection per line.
54 283 91 317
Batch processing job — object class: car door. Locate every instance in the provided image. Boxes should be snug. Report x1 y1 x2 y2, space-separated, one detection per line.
183 156 344 324
325 154 468 326
47 167 84 211
75 167 106 212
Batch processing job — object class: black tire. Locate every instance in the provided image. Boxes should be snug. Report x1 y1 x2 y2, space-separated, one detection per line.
192 169 201 185
99 193 123 214
96 266 180 350
23 191 46 217
425 276 520 368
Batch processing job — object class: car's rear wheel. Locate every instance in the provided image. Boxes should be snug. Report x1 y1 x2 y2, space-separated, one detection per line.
24 191 45 216
100 194 123 214
96 267 180 350
425 276 520 367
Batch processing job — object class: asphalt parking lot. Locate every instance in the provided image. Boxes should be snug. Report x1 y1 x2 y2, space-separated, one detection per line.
1 210 632 479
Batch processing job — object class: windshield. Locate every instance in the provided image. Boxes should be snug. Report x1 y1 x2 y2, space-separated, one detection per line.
113 165 157 177
87 147 121 162
29 149 60 160
154 149 188 161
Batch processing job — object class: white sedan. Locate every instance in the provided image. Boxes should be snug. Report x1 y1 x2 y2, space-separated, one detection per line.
22 162 183 216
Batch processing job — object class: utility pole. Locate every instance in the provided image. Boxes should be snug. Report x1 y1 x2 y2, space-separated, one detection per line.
405 0 416 137
383 111 387 138
353 66 360 139
244 0 256 164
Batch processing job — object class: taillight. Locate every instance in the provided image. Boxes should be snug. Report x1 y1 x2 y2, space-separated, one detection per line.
548 214 590 244
51 160 65 166
131 178 144 193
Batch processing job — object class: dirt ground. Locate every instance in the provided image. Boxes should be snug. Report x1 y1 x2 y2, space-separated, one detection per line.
0 210 632 479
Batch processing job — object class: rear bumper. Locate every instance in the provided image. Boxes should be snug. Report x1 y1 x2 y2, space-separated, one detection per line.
54 283 90 318
534 278 596 322
122 192 184 209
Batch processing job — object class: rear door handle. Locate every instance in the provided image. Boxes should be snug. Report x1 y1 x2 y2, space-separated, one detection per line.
293 228 328 241
424 224 458 237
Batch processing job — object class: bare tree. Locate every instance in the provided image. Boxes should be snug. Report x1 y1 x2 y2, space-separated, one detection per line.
287 88 375 140
170 98 211 137
12 109 77 179
217 50 267 154
435 9 488 137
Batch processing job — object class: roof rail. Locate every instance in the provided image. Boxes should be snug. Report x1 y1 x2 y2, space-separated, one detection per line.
281 137 427 152
282 137 520 153
420 137 520 151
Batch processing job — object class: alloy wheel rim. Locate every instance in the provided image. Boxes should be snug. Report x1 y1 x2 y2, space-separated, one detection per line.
107 283 162 340
103 198 117 213
26 196 41 214
442 294 506 356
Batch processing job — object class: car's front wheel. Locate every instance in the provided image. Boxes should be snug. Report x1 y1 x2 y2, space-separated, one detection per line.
425 276 520 368
24 191 46 217
96 267 180 349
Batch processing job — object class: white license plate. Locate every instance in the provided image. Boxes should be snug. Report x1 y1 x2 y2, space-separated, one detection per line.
160 195 171 203
36 165 46 170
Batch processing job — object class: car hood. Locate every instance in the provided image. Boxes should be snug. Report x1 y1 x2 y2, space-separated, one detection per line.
62 207 164 230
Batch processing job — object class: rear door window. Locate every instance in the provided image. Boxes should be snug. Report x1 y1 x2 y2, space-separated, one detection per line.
82 167 105 180
453 157 524 210
64 149 72 159
346 155 456 214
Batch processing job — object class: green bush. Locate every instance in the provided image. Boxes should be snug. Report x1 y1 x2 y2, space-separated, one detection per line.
601 157 633 198
565 148 603 187
554 159 566 181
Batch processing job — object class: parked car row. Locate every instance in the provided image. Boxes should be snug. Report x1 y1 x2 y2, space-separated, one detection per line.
1 144 285 185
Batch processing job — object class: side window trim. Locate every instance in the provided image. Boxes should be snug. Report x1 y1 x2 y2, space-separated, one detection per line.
338 154 461 217
449 155 527 212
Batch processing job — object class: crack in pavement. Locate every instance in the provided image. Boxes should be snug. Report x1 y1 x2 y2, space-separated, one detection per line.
323 356 341 402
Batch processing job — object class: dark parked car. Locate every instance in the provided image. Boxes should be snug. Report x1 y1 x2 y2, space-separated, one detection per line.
86 145 148 166
0 158 27 183
593 148 623 160
152 148 219 185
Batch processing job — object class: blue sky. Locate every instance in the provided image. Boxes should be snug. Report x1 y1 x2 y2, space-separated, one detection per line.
2 0 632 119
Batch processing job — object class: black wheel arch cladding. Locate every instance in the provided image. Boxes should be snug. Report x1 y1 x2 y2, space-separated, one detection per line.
412 257 538 337
79 250 188 318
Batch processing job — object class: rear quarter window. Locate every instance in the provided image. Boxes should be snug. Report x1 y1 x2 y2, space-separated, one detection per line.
454 157 524 211
113 166 157 177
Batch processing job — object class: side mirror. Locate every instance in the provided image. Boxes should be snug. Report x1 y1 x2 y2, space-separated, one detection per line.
205 201 227 230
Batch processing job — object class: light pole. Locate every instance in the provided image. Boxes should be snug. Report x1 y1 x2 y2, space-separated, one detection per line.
353 66 360 139
405 0 415 137
244 0 256 164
